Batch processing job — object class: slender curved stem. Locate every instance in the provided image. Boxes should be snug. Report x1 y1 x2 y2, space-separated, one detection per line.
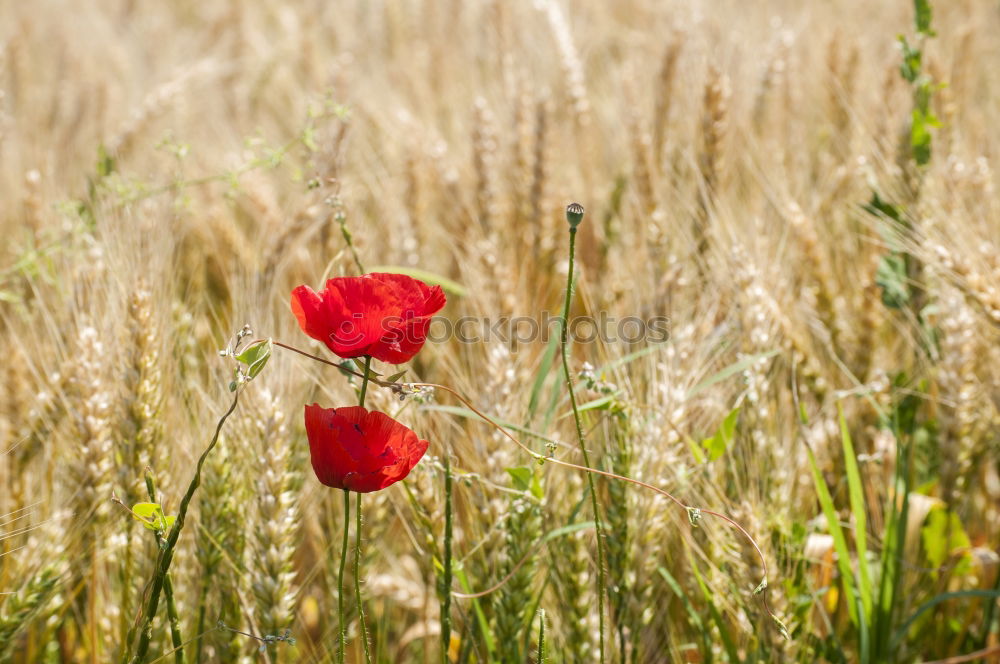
338 490 349 664
266 340 780 625
354 493 372 664
143 475 184 664
560 226 606 662
358 355 371 407
441 452 453 663
127 390 240 664
354 356 373 663
537 610 546 663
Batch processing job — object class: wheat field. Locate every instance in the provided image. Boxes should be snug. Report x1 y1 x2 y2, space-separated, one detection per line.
1 0 999 662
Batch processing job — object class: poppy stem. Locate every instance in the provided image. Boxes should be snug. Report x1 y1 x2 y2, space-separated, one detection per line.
266 339 780 628
559 221 607 664
354 355 373 664
358 355 372 407
440 451 453 663
143 474 185 664
126 389 240 664
338 490 349 664
354 492 372 664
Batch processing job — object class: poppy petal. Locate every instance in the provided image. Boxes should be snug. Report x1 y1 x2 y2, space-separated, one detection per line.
367 273 447 318
304 404 360 489
290 285 328 342
368 317 434 364
303 404 429 493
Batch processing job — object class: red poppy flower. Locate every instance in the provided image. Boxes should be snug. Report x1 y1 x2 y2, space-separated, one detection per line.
291 273 446 364
304 404 429 493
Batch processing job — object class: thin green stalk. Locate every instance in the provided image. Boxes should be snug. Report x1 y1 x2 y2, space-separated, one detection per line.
0 566 60 663
537 610 546 663
980 565 1000 651
559 210 606 663
145 473 185 664
355 355 373 663
127 390 240 664
120 517 137 658
441 451 453 663
358 355 372 407
335 201 366 275
163 576 184 664
355 493 372 664
193 582 209 664
338 489 349 664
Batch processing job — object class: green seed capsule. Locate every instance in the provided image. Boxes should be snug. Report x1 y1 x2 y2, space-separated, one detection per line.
566 202 584 228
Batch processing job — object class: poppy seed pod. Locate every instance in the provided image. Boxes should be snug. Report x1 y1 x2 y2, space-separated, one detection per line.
566 202 585 228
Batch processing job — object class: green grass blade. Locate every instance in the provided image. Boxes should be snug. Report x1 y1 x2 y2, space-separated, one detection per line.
839 404 873 621
556 392 623 420
541 521 595 543
456 567 496 660
891 590 1000 651
657 566 712 664
875 429 913 660
540 369 564 433
527 334 560 424
686 349 780 399
420 404 558 445
807 446 860 627
548 346 660 418
687 554 741 663
594 345 660 373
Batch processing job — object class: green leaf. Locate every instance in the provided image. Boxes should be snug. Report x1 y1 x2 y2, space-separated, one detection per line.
862 191 904 224
350 357 381 376
132 502 167 530
385 370 408 384
898 36 922 83
235 338 272 379
921 506 971 573
911 107 937 167
506 467 533 493
913 0 934 35
541 520 594 544
686 350 780 399
368 265 467 297
132 502 159 519
529 472 543 500
96 144 116 178
876 253 910 309
686 437 707 464
701 406 740 462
